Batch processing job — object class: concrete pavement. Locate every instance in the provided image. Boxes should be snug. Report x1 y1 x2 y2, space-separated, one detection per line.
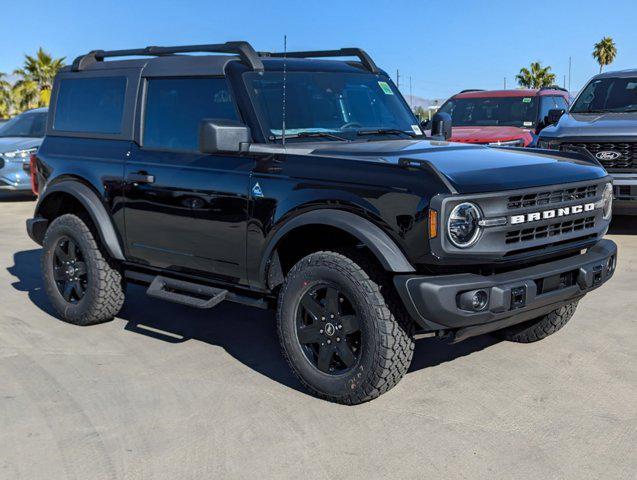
0 194 635 479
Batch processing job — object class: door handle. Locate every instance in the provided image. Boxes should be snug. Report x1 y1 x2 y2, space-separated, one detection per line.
127 172 155 184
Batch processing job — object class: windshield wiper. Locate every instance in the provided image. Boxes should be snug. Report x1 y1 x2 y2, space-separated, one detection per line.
270 131 348 141
356 128 416 138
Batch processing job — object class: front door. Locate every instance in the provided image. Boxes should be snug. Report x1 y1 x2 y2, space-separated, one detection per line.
123 76 252 284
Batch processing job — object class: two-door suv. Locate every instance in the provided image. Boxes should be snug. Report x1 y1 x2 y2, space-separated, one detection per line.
27 42 616 404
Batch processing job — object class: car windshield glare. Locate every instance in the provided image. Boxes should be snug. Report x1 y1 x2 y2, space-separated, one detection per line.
438 96 538 128
571 77 637 113
243 71 420 141
0 112 47 138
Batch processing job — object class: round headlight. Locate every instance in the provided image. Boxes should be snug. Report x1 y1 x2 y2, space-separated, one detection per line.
602 182 613 220
447 202 482 248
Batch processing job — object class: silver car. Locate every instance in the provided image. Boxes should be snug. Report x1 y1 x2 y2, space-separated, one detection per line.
0 108 47 191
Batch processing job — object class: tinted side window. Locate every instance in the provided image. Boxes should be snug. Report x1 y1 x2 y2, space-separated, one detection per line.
54 77 127 134
554 96 569 110
538 96 557 123
143 78 239 151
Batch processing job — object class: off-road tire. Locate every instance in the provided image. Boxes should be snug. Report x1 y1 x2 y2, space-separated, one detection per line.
494 302 578 343
42 214 125 325
277 250 415 404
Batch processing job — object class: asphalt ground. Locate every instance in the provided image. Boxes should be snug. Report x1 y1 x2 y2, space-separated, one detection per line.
1 192 635 479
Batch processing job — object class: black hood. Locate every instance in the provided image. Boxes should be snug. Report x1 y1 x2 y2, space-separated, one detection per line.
290 139 607 194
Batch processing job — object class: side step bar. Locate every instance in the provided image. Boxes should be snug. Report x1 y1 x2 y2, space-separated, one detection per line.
126 271 269 310
147 276 229 309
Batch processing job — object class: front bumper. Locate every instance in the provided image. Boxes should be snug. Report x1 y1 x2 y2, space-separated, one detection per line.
612 173 637 215
394 239 617 340
0 160 31 191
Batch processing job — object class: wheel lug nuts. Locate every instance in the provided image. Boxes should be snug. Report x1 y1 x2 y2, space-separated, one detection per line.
321 317 325 321
338 325 342 329
319 329 323 334
327 339 331 344
330 314 334 319
336 337 340 342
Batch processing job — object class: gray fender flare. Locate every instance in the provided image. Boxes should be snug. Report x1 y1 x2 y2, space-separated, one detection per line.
36 181 125 260
260 209 416 284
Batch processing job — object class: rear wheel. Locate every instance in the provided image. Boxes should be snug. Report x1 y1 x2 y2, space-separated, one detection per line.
42 214 125 325
494 302 578 343
277 250 415 404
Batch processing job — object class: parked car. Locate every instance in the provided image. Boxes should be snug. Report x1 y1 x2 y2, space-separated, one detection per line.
27 42 615 404
0 108 47 191
538 69 637 215
433 87 571 147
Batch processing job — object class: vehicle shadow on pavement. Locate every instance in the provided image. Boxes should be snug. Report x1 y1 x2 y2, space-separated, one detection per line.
609 215 637 235
8 248 500 393
0 192 36 202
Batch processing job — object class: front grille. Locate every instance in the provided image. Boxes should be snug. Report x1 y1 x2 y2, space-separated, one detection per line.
559 142 637 170
505 216 595 244
507 184 598 210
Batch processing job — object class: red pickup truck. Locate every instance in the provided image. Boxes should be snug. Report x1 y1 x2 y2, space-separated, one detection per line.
435 87 571 147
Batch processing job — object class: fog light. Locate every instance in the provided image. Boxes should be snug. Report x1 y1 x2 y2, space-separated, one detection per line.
458 289 490 311
471 290 488 311
606 255 616 274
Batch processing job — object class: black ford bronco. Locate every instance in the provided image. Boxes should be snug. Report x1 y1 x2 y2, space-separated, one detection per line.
538 69 637 215
27 42 616 404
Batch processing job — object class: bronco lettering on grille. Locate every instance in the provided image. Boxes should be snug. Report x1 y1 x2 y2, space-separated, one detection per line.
510 202 596 225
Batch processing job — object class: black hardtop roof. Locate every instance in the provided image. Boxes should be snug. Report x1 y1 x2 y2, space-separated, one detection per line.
66 41 383 77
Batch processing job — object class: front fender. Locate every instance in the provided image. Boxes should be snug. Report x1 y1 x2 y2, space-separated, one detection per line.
259 209 416 285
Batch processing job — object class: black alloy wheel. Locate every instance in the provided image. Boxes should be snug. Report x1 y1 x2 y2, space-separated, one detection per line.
53 236 88 303
296 284 362 374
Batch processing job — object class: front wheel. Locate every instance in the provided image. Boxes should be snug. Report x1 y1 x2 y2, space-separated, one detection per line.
41 214 125 326
494 302 578 343
277 250 415 404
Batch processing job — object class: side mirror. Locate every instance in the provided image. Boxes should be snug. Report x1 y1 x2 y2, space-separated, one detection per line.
547 108 565 126
430 112 452 140
420 118 430 130
199 119 251 154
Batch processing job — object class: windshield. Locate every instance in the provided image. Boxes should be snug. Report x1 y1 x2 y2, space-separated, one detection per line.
0 111 47 138
438 96 538 128
244 72 421 141
571 77 637 113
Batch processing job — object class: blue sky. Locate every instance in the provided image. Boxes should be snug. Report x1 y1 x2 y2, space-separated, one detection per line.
2 0 636 99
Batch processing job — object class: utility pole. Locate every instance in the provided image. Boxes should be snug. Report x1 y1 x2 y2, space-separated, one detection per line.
504 77 507 89
409 76 413 108
568 56 572 92
396 69 400 89
563 75 566 89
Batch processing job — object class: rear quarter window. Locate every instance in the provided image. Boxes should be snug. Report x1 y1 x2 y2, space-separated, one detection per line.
53 77 127 134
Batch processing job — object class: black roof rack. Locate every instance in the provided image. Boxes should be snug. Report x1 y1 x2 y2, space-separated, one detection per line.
71 41 264 72
539 85 568 92
262 48 379 74
459 89 485 93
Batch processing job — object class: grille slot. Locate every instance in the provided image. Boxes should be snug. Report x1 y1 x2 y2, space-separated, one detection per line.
507 184 597 210
559 142 637 170
505 216 595 245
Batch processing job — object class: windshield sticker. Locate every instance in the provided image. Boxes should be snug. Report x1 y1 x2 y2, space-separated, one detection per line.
522 97 532 103
523 121 533 127
411 124 423 135
378 81 394 95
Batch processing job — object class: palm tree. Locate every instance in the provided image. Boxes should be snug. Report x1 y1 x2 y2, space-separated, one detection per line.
0 73 13 118
12 48 65 109
516 62 557 89
592 37 617 73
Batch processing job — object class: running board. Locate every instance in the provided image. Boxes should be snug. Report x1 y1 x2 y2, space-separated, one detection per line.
147 276 228 309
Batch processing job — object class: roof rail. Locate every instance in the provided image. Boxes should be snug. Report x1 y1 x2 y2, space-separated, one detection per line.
458 89 485 93
539 85 568 92
71 41 264 72
262 48 379 74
